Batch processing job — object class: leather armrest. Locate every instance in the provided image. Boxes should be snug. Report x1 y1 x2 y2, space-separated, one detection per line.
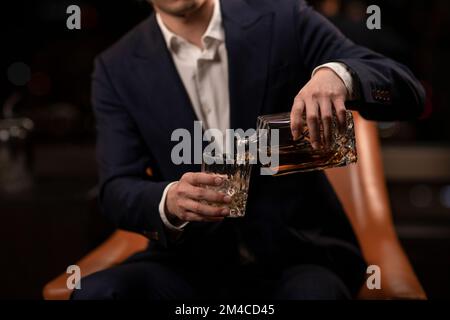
43 230 149 300
357 235 427 300
327 113 426 300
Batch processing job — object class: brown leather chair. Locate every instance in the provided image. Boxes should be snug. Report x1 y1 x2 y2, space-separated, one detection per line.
43 112 426 300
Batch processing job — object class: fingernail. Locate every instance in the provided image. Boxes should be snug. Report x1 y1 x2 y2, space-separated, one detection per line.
223 196 232 203
215 177 223 185
222 208 230 215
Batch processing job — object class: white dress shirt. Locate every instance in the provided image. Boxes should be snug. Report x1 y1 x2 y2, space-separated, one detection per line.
156 0 355 231
156 0 229 134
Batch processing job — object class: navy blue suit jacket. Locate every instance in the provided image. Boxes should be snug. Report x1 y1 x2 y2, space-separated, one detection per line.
92 0 425 294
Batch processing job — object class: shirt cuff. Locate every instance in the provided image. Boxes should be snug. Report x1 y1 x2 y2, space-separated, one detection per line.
312 62 358 100
158 181 189 231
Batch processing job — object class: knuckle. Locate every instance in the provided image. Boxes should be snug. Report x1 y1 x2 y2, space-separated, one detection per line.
291 109 303 121
179 212 187 220
195 188 205 199
326 90 336 97
177 199 187 210
311 89 323 99
190 175 198 184
183 172 192 180
177 185 187 197
307 114 317 122
291 118 300 126
334 97 345 106
293 96 303 105
336 91 346 99
296 103 305 113
337 109 347 117
338 107 347 114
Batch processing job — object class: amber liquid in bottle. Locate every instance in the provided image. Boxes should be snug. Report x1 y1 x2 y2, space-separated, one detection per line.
256 111 358 176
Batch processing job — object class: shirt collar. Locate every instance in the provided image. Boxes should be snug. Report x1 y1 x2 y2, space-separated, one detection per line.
156 0 224 51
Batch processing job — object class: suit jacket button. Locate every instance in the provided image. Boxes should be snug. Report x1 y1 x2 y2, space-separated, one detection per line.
146 167 154 177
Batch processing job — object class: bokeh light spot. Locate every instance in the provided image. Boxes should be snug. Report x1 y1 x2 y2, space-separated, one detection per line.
7 62 31 86
410 185 433 208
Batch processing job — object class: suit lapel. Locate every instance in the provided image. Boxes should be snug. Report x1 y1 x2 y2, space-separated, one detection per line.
131 2 274 134
221 0 274 130
131 15 198 135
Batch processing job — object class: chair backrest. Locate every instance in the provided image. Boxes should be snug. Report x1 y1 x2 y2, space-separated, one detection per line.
325 112 426 299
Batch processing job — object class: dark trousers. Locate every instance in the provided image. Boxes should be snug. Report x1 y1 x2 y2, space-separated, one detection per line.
71 257 351 300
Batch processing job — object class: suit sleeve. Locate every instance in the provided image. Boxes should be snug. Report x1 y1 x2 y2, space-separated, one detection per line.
294 0 425 121
92 56 171 248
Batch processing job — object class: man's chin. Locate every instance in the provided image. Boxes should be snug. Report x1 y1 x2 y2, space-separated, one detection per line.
159 1 202 17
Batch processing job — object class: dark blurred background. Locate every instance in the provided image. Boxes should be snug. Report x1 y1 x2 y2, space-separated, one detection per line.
0 0 449 299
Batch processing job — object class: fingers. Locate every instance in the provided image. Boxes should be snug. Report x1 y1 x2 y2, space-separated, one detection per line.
291 97 347 150
305 100 321 150
319 98 333 148
290 97 305 141
180 199 229 218
291 68 349 149
170 172 233 223
183 172 223 187
180 184 232 204
333 97 347 133
178 211 225 223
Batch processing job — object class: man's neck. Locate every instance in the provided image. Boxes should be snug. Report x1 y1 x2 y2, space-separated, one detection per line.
156 0 215 49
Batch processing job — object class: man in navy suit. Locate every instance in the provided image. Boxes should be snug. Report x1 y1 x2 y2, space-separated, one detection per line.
72 0 425 300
